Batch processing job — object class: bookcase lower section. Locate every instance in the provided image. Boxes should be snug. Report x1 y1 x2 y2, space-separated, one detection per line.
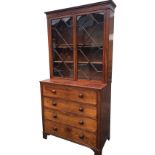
40 80 111 155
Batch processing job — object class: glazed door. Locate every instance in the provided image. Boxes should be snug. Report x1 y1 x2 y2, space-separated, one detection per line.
51 17 74 78
77 12 104 80
50 12 104 81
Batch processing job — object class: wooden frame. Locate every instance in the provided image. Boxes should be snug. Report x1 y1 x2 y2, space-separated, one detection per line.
40 1 116 155
46 0 116 83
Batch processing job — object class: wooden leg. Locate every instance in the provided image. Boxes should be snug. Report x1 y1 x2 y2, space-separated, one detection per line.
107 133 110 140
94 150 102 155
108 128 110 140
43 133 47 139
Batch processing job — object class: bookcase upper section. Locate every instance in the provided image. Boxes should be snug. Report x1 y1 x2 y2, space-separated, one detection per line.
45 1 116 83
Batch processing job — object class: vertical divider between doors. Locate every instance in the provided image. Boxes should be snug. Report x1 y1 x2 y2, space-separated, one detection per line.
73 16 78 80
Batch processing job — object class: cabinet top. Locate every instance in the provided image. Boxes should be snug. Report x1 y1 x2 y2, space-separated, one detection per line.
45 0 116 15
40 79 107 90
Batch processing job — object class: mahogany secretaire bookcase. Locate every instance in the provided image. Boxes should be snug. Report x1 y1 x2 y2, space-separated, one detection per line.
40 1 116 155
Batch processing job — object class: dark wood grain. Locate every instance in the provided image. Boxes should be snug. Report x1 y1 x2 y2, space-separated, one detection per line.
40 78 106 89
40 1 116 155
46 18 53 78
44 120 97 148
107 9 115 83
100 84 111 148
43 132 47 139
42 83 97 105
94 150 102 155
43 97 97 119
44 108 97 132
103 9 109 83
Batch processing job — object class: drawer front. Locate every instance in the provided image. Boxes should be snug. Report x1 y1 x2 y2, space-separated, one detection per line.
44 108 97 133
44 120 96 147
43 97 96 119
42 84 97 105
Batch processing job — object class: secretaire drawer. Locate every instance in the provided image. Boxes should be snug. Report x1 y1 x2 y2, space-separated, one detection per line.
44 108 97 133
43 97 96 119
42 84 97 105
44 120 96 148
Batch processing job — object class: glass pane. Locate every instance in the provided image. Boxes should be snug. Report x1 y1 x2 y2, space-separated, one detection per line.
51 17 73 78
77 12 104 80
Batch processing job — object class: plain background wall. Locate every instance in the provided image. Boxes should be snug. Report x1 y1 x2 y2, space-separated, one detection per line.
0 0 155 155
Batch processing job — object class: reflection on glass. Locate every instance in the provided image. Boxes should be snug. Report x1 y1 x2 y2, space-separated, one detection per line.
51 17 73 78
77 12 104 80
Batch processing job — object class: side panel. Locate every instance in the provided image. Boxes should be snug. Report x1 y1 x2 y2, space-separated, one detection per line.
40 83 46 135
108 10 115 83
104 9 115 83
46 18 53 78
97 84 111 149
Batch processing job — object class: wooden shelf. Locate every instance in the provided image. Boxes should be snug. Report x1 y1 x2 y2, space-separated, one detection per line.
54 44 103 48
54 61 73 63
54 61 102 64
78 44 103 48
55 44 73 48
78 61 102 64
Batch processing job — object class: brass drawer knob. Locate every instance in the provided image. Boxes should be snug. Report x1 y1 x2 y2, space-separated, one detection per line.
79 120 84 125
79 93 84 98
52 89 56 94
53 114 57 118
53 127 58 131
79 134 85 139
79 107 84 112
52 101 57 106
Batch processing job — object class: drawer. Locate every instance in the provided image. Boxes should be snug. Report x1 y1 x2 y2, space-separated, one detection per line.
44 120 96 148
44 108 97 133
42 84 97 105
43 97 96 119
